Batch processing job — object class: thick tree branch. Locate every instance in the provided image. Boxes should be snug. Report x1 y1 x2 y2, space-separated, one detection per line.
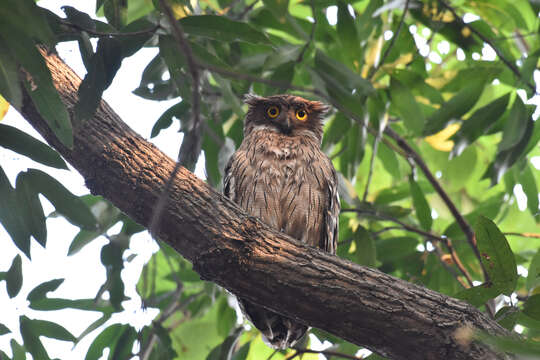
18 49 511 360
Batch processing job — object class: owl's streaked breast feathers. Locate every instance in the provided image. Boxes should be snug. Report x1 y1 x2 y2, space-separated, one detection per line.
223 94 340 349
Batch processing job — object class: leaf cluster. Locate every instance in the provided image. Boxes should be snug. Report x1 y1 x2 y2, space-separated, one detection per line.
0 0 539 358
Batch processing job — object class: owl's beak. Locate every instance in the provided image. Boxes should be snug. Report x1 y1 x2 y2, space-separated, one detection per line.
276 114 293 134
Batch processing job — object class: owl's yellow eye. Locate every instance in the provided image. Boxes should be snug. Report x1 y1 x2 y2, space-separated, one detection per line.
296 109 307 121
267 106 279 118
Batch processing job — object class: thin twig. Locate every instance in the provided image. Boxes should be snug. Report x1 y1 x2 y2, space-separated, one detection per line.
266 349 280 360
159 0 202 163
441 238 474 287
140 284 183 360
383 127 489 280
367 0 410 80
341 208 447 243
362 135 379 201
438 0 536 94
149 0 202 234
491 31 538 42
342 207 475 287
372 226 403 236
236 0 259 20
203 63 323 96
296 0 317 63
362 114 387 201
504 232 540 239
60 19 161 37
432 242 469 288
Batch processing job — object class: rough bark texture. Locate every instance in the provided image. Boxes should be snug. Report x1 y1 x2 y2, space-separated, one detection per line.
18 49 510 360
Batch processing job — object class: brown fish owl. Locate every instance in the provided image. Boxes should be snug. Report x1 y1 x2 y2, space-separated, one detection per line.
223 94 340 349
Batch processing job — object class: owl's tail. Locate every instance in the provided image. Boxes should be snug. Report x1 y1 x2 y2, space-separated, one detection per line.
239 298 308 349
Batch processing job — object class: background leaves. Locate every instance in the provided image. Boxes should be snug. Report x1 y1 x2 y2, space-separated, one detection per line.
0 0 539 358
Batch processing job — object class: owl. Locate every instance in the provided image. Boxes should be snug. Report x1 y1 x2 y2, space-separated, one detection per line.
223 94 340 349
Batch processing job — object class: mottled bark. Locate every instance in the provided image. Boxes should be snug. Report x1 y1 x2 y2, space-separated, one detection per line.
18 49 510 360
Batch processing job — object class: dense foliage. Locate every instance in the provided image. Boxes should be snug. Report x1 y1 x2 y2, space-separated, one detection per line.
0 0 539 358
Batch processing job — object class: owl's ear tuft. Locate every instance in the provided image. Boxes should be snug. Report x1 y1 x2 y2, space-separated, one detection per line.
243 94 266 106
308 101 330 116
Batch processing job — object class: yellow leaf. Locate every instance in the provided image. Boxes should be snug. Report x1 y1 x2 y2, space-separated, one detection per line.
362 36 383 78
441 10 455 22
424 123 460 152
426 69 457 89
461 26 471 38
0 95 9 121
171 3 190 18
381 52 413 71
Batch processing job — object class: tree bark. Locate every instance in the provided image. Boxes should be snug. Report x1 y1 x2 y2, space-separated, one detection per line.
18 49 510 360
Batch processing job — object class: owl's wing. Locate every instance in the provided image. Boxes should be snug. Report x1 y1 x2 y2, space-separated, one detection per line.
223 156 234 199
223 151 243 201
321 167 340 254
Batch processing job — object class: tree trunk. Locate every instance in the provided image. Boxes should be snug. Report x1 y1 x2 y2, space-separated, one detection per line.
19 49 509 360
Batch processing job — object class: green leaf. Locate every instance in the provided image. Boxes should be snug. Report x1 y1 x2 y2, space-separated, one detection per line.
322 113 352 150
474 216 517 295
0 0 56 46
24 169 97 229
0 166 31 257
159 35 192 101
179 15 272 45
0 44 22 109
523 294 540 321
484 108 534 184
29 298 114 313
151 101 190 138
0 124 68 169
338 122 366 178
376 237 418 263
450 93 510 158
6 254 22 298
75 37 123 122
518 163 539 218
20 316 51 360
27 279 64 302
103 0 127 29
409 175 432 231
423 81 484 136
476 332 540 356
76 314 111 342
314 50 374 98
207 327 244 360
263 0 289 21
498 97 529 152
68 230 101 256
117 17 155 58
133 53 176 101
28 318 76 342
10 339 26 360
353 226 376 267
527 249 540 291
15 172 47 247
216 296 237 337
0 323 10 335
494 306 519 331
110 325 137 360
0 33 73 148
390 78 424 135
455 284 500 307
85 324 129 360
337 0 361 62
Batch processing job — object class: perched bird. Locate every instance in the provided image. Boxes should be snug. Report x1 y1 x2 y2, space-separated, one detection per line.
223 94 340 349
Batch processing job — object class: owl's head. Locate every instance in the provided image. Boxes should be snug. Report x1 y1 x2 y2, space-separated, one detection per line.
243 94 329 142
